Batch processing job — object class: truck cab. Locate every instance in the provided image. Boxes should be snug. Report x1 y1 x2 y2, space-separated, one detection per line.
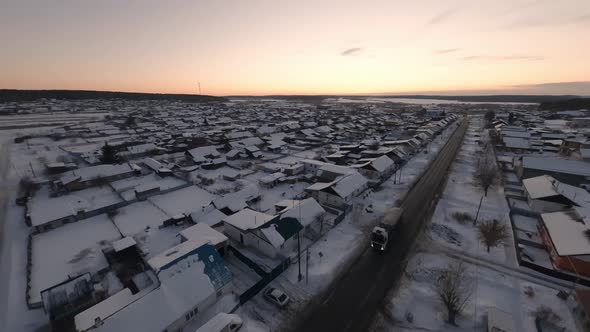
371 207 403 252
371 226 388 251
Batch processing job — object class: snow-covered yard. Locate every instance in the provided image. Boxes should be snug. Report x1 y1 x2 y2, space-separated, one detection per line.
423 117 514 265
30 214 122 303
376 250 577 332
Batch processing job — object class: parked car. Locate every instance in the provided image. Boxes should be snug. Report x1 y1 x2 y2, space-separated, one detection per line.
263 287 290 308
365 204 374 213
194 313 243 332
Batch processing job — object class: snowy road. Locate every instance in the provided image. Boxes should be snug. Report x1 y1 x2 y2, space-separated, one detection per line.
0 136 13 330
0 137 11 255
295 119 469 332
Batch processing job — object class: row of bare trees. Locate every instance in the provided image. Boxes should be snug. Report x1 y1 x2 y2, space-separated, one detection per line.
433 123 507 325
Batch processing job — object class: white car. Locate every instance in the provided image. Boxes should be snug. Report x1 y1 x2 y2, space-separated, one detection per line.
365 205 374 213
263 287 290 308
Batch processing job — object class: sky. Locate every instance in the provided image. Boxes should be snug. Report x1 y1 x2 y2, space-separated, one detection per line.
1 0 589 96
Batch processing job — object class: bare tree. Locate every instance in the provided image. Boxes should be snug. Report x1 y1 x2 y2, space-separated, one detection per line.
316 212 328 235
474 154 499 196
19 176 39 195
532 305 562 325
477 219 509 252
432 261 473 325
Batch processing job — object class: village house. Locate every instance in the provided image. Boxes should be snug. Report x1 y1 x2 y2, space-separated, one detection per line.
74 241 232 332
522 175 590 213
514 156 590 186
223 199 325 258
539 208 590 278
55 164 137 191
305 172 368 210
350 155 396 180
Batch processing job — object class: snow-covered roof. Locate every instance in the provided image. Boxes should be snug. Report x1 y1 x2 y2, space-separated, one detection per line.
127 143 157 155
318 164 358 177
141 158 171 173
522 156 590 177
112 236 136 252
148 186 216 217
369 155 394 173
278 198 325 228
60 163 134 185
92 244 229 332
523 175 590 207
503 137 530 149
331 173 368 198
179 223 228 246
300 159 326 166
229 137 264 149
212 183 259 212
541 208 590 256
148 240 209 273
223 208 275 231
75 288 135 331
186 146 220 163
189 208 227 227
259 172 285 184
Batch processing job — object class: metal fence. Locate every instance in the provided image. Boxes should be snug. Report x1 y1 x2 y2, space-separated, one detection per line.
228 246 291 305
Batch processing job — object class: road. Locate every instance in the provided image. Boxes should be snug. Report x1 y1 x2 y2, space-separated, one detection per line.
0 137 11 250
0 136 13 331
295 119 469 332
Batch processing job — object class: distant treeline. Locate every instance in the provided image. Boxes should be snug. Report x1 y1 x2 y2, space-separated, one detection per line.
370 95 579 103
232 94 581 104
0 89 226 103
538 98 590 111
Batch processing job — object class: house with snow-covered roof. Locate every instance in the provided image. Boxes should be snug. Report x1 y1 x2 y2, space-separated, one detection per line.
185 146 221 164
222 199 325 258
540 208 590 278
179 223 228 256
305 172 368 210
56 164 136 191
522 175 590 213
350 155 395 180
515 156 590 186
75 242 232 332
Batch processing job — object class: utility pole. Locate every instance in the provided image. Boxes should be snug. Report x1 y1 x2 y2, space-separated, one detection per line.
473 195 484 225
297 231 302 281
29 162 36 177
306 248 310 285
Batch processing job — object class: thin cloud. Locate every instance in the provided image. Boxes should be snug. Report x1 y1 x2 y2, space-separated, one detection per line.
341 48 363 56
506 12 590 29
427 8 456 25
463 55 544 61
511 81 590 95
434 48 461 54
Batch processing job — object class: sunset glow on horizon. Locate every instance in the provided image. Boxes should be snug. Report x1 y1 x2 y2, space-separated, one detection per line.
1 0 589 96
